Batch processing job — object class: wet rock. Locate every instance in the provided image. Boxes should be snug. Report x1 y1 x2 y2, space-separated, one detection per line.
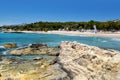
33 57 43 60
54 46 60 48
0 73 2 77
58 41 120 80
50 58 57 65
0 55 2 61
29 43 48 48
3 43 17 48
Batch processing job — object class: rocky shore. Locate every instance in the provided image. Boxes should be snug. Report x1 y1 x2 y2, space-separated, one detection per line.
0 43 70 80
0 42 120 80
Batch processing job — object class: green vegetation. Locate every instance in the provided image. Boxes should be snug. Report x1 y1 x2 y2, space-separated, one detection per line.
1 20 120 31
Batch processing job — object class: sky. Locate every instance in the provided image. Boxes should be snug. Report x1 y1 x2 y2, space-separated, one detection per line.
0 0 120 26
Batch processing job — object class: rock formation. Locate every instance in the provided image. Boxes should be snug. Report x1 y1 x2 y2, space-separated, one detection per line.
58 41 120 80
3 43 17 48
8 44 60 56
0 43 70 80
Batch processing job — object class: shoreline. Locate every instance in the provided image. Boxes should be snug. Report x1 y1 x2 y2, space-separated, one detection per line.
0 41 120 80
20 31 120 38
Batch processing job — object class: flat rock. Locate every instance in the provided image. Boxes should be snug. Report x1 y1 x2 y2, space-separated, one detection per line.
8 44 60 56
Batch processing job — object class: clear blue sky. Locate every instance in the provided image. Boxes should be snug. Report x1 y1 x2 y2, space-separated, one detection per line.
0 0 120 25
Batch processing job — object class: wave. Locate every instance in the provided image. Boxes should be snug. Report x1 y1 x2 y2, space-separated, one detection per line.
28 43 32 46
0 46 5 49
102 40 107 43
3 51 7 55
111 38 120 41
0 31 4 33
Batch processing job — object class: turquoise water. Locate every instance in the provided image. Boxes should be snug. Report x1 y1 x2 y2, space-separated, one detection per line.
0 32 120 54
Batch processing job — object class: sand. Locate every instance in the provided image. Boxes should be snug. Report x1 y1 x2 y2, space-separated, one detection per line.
21 31 120 38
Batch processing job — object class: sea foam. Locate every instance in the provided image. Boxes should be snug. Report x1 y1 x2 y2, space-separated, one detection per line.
111 38 120 41
0 46 5 49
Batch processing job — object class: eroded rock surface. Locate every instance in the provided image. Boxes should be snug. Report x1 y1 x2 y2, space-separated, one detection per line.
58 41 120 80
0 56 70 80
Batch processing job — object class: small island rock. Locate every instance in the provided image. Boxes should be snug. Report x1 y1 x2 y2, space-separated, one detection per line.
3 43 17 48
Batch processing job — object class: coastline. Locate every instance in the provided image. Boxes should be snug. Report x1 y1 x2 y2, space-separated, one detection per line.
20 31 120 38
1 32 120 79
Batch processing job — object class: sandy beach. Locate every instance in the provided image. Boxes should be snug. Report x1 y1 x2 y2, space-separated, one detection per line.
20 31 120 38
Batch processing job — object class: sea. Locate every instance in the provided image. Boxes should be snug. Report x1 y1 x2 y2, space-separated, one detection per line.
0 32 120 56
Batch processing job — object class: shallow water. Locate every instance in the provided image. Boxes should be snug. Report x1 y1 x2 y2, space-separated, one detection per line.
3 54 56 60
0 32 120 54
